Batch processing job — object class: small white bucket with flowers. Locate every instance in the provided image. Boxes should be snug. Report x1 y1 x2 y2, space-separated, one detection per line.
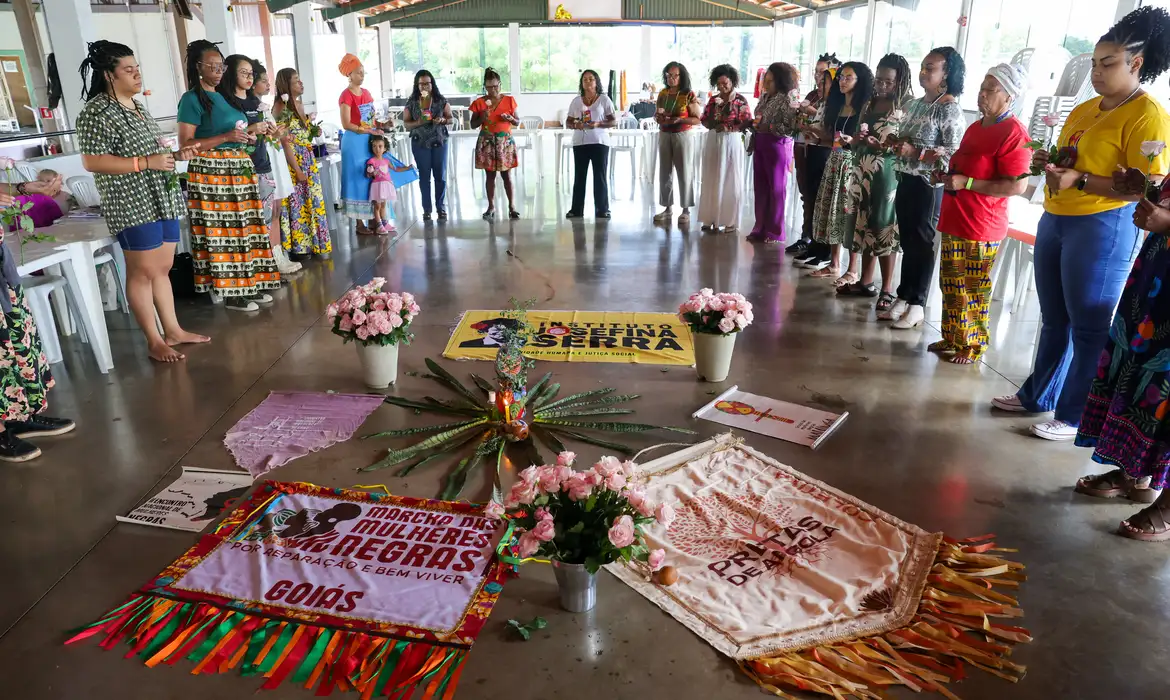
678 288 753 382
326 277 420 389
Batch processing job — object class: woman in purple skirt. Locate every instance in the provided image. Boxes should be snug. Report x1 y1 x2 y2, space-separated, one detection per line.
748 62 801 244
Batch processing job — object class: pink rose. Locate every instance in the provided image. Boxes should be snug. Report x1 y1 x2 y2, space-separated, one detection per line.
605 471 626 491
355 325 371 341
338 315 354 332
484 501 505 519
517 531 541 558
566 475 593 501
519 466 539 484
389 314 404 328
608 515 636 548
1041 113 1060 128
351 308 367 325
326 303 339 319
367 309 389 329
409 303 421 314
402 292 416 305
387 295 403 313
648 549 666 571
621 460 637 478
535 507 551 520
655 502 675 527
537 466 562 494
556 451 576 467
708 297 726 312
625 487 650 514
532 518 556 542
735 314 750 329
717 317 736 334
593 455 622 478
505 479 537 507
699 287 714 297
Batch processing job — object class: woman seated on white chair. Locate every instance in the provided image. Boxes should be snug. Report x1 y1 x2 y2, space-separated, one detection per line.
74 40 208 364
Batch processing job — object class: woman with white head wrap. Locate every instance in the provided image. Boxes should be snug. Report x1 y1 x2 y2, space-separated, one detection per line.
925 63 1033 365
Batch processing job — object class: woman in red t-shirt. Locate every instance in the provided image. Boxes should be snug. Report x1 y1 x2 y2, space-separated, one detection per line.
338 53 392 235
469 67 521 220
931 63 1031 364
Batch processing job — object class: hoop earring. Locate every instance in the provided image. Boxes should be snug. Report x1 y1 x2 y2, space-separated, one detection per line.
940 82 948 94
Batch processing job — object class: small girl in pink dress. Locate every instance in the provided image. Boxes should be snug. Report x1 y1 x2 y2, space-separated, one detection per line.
365 136 397 234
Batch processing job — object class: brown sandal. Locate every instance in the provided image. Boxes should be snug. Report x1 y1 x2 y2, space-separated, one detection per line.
948 348 977 365
927 340 956 354
1119 499 1170 541
1075 469 1160 503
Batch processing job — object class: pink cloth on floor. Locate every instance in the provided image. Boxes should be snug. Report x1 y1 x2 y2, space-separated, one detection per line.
223 391 385 477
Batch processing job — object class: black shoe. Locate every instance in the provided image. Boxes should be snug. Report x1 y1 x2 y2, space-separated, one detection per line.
597 211 612 219
422 212 432 220
438 210 448 221
566 211 583 219
289 252 311 263
0 430 41 462
786 240 809 256
6 415 75 439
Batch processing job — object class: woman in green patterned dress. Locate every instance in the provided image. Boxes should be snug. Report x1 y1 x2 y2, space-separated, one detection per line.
273 68 330 259
839 54 912 309
804 62 874 284
0 187 75 461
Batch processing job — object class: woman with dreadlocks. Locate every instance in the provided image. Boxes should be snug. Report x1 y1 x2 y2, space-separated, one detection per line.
995 7 1170 451
838 53 912 306
76 40 207 363
176 40 279 313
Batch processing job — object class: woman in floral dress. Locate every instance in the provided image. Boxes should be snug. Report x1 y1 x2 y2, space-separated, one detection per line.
274 68 330 259
839 54 912 307
697 64 752 233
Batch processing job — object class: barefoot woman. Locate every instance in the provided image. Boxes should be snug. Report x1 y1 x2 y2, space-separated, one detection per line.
76 40 208 362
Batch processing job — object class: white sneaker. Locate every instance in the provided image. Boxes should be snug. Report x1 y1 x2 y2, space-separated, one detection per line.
1030 419 1078 441
878 299 907 321
991 394 1030 413
891 304 924 329
272 245 302 274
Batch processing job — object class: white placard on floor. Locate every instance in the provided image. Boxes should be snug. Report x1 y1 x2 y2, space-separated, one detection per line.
692 386 848 449
116 467 253 532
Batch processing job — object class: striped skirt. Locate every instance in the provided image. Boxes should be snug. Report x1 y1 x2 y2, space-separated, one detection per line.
187 150 280 297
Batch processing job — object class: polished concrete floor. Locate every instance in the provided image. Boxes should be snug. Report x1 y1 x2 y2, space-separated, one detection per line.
0 157 1164 700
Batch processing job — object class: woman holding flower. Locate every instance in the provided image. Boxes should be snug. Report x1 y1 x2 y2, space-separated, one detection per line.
470 68 521 220
274 68 330 260
177 40 278 313
747 62 800 244
791 57 838 266
654 62 701 226
566 69 617 220
403 70 453 221
339 54 391 234
76 40 208 362
930 63 1032 365
838 54 911 305
993 7 1170 443
697 64 752 233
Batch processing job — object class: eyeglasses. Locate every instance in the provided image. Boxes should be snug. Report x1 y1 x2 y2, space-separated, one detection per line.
238 71 254 79
200 63 226 74
484 82 500 89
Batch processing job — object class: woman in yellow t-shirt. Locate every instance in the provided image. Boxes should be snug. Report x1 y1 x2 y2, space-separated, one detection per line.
992 7 1170 443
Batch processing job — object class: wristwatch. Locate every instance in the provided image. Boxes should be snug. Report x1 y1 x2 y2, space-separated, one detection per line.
1076 172 1090 191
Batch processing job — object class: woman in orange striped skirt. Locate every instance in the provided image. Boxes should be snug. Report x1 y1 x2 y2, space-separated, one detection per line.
177 41 280 312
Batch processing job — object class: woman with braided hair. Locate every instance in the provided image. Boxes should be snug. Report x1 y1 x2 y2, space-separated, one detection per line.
75 40 208 363
177 40 278 313
994 7 1170 448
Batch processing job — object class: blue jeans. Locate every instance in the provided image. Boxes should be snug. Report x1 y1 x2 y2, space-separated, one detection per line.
412 142 448 214
1017 206 1140 424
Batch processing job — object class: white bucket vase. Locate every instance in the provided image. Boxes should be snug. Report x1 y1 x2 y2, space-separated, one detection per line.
693 330 736 382
355 342 399 389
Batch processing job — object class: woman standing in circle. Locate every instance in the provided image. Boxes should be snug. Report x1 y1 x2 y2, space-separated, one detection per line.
654 62 700 226
839 54 912 304
566 69 616 219
994 7 1170 441
403 69 453 221
698 64 752 233
882 47 966 329
339 53 389 235
177 40 278 313
76 40 207 362
793 66 840 270
790 54 839 259
274 69 330 260
805 62 874 284
746 62 799 244
470 68 520 220
930 63 1031 364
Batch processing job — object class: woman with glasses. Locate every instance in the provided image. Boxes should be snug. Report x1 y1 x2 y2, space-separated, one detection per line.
177 40 278 313
339 53 391 235
76 40 206 362
995 7 1170 443
653 62 701 227
403 69 453 221
790 53 839 260
470 67 521 220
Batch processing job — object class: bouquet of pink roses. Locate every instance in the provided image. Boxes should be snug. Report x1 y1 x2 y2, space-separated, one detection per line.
677 288 753 336
326 277 420 347
488 452 670 575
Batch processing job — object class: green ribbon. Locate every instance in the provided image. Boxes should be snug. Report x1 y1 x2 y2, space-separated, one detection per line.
372 640 408 697
237 620 281 676
291 628 333 686
187 611 242 662
430 652 465 699
494 521 524 567
249 622 297 677
136 603 191 659
67 595 148 636
416 649 457 690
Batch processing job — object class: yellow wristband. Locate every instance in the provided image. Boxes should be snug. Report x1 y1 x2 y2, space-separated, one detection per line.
965 176 974 190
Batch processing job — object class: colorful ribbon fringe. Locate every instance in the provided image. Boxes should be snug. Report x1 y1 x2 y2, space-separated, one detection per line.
740 536 1031 700
65 594 468 699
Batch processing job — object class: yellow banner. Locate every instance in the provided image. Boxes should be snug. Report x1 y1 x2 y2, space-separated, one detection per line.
443 310 694 365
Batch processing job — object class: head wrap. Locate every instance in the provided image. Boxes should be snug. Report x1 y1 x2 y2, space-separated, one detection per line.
339 53 362 77
987 62 1028 113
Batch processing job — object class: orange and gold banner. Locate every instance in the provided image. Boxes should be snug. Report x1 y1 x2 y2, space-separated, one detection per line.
444 310 694 365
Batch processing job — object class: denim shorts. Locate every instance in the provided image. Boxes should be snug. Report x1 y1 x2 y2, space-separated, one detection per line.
115 219 181 252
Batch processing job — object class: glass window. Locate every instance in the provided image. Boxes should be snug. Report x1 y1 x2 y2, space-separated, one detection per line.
521 26 642 93
815 4 870 63
775 17 814 90
962 0 1120 110
391 27 510 97
649 27 713 93
704 27 774 91
870 0 962 70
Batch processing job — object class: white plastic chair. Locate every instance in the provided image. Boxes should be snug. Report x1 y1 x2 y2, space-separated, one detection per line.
639 117 659 182
93 245 129 314
22 274 79 365
514 116 543 172
0 163 39 184
608 115 641 188
66 175 102 208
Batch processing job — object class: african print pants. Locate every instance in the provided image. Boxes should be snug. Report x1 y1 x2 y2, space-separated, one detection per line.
939 234 1000 357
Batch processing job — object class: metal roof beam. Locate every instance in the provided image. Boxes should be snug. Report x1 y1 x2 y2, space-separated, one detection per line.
321 0 390 20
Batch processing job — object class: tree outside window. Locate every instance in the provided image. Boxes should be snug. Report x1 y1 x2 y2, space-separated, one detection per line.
391 27 509 96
